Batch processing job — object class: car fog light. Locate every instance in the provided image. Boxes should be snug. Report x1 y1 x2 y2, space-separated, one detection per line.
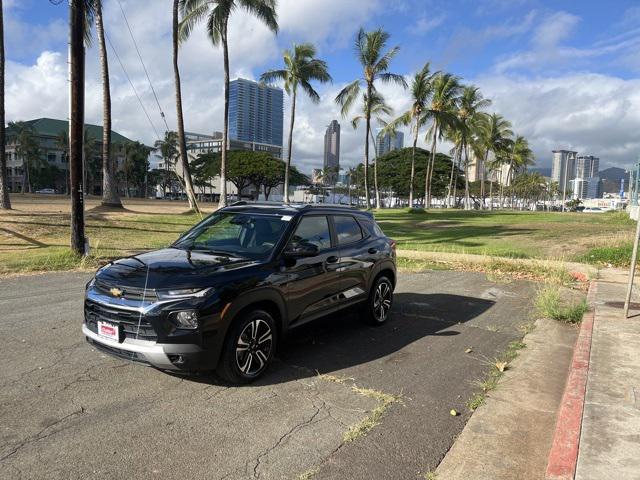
171 310 199 329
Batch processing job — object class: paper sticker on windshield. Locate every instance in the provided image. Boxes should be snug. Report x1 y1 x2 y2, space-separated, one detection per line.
281 215 293 221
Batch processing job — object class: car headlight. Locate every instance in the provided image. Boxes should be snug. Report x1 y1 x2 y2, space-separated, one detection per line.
86 277 96 290
156 287 213 300
169 310 199 329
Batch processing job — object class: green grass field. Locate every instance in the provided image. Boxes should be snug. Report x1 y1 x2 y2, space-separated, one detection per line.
0 195 635 275
375 208 634 262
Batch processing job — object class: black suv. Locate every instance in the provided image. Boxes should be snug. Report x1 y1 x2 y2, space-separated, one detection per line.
83 203 396 383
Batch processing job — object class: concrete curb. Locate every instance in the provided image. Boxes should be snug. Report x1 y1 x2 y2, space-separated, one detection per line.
545 281 597 480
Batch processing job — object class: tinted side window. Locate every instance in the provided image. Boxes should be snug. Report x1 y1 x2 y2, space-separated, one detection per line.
333 215 363 245
289 216 332 251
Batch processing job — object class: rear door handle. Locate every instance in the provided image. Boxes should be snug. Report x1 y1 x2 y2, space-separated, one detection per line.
368 248 378 254
326 255 339 264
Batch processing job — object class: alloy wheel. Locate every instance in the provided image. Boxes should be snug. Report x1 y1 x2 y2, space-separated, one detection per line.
373 281 392 322
235 318 273 376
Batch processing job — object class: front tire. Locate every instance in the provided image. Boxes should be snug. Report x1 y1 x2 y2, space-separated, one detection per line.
217 309 277 384
364 276 394 325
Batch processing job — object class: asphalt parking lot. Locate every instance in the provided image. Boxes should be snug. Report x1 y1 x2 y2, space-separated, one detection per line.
0 270 537 479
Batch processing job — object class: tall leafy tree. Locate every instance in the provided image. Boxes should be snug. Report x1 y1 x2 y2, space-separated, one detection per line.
172 0 200 212
93 0 121 207
8 121 42 193
454 86 490 210
476 113 513 209
261 42 331 203
388 62 436 208
504 135 534 208
0 0 9 209
154 131 179 196
179 0 278 209
352 90 393 209
335 27 406 208
423 72 460 208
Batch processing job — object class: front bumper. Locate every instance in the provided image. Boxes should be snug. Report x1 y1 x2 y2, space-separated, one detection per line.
83 324 214 371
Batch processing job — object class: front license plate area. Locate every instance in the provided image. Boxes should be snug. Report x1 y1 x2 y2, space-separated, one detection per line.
97 320 121 342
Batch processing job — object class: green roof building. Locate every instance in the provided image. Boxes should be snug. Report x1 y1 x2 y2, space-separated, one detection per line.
5 117 133 193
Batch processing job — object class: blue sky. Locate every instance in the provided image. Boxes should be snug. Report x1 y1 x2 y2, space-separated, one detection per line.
5 0 640 172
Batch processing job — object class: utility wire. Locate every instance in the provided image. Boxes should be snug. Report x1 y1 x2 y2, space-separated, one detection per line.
116 0 171 133
105 31 161 140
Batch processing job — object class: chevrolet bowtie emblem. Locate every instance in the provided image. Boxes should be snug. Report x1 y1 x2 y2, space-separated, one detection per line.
109 287 124 298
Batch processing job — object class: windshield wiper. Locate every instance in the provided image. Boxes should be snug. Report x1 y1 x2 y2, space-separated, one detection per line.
188 246 235 257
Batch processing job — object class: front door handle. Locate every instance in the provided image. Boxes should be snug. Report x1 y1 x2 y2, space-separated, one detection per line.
368 248 378 254
326 255 339 264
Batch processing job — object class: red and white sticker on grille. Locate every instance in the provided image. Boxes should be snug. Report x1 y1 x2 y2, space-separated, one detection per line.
97 321 120 342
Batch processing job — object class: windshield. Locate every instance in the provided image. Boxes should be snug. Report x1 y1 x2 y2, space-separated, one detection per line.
173 212 290 259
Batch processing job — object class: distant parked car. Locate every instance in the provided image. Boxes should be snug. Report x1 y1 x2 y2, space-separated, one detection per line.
35 188 55 194
582 207 605 213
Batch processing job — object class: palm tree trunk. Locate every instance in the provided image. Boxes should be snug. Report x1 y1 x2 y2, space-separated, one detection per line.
425 127 437 208
364 83 372 208
409 119 417 208
69 0 86 255
446 143 459 208
464 144 471 210
452 143 462 208
371 130 381 209
219 27 230 209
489 178 494 211
95 2 121 208
480 150 488 209
284 87 296 203
172 0 199 213
0 0 9 210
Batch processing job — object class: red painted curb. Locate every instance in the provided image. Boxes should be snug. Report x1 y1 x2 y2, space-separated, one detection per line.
545 281 597 480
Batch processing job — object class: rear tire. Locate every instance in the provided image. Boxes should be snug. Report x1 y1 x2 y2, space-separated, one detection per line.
216 309 277 384
363 275 394 326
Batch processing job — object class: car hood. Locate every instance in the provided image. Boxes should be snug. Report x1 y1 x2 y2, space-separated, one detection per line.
95 248 259 290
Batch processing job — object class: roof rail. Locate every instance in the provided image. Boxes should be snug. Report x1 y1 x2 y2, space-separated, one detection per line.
227 200 363 211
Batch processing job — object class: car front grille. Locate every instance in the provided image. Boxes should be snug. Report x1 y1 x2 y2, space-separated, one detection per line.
94 279 159 302
85 299 158 341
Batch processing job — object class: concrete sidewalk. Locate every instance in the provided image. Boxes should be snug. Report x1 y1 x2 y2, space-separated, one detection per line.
435 318 578 479
575 269 640 479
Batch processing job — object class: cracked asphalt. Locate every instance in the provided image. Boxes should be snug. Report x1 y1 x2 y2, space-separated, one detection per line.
0 270 537 479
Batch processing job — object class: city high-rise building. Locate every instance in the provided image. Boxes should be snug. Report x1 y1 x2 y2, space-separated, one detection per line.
375 129 404 157
576 155 599 179
551 150 577 191
323 120 340 184
228 78 283 149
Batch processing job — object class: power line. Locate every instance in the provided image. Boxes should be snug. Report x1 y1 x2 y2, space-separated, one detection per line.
116 0 171 133
105 31 161 140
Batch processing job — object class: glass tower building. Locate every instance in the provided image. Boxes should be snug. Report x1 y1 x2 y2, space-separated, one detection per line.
228 78 284 148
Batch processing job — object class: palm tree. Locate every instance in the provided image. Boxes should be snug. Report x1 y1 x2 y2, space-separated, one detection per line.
154 131 179 196
388 62 436 208
172 0 199 213
179 0 278 209
352 90 393 209
476 113 513 209
93 0 121 207
454 86 491 210
9 121 41 193
335 27 406 209
505 135 534 208
423 72 460 208
0 0 9 209
261 43 331 203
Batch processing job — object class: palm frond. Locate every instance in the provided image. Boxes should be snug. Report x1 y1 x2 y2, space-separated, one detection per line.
335 80 361 117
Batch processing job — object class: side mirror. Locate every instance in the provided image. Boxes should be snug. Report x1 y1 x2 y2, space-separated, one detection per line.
284 242 319 258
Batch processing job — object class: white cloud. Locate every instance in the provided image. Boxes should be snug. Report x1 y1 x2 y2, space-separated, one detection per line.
407 14 446 36
476 73 640 170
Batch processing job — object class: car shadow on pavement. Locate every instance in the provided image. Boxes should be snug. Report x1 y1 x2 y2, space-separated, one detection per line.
181 293 495 387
